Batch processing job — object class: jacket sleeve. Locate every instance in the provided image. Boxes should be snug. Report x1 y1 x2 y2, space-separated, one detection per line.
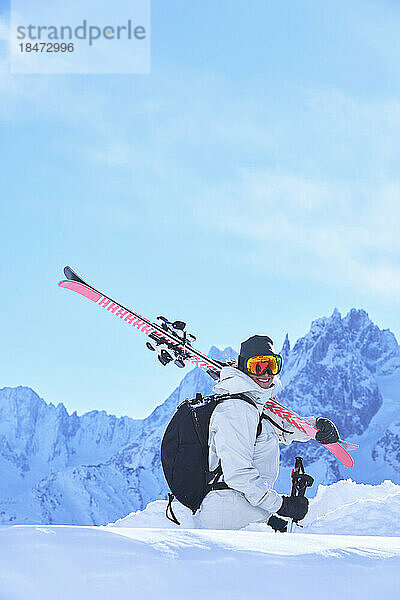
209 400 282 513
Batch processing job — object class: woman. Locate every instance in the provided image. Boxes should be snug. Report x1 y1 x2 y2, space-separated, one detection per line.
194 334 338 530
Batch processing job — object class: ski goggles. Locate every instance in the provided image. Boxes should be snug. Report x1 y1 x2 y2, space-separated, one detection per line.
246 354 282 376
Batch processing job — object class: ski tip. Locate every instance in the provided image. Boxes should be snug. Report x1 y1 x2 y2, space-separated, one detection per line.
64 266 73 280
337 443 355 468
62 266 86 285
323 441 355 468
339 440 359 452
59 266 81 286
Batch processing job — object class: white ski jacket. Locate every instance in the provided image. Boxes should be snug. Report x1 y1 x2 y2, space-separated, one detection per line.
205 366 314 515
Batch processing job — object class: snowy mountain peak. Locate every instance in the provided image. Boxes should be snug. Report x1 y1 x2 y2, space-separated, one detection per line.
343 309 400 375
208 345 237 363
331 307 341 319
343 307 371 329
292 308 399 373
0 386 138 485
279 308 400 445
279 333 291 364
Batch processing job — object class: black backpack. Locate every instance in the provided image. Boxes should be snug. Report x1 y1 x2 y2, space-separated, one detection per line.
161 392 262 525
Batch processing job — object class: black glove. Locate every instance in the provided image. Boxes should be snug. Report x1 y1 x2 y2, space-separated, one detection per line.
277 495 309 522
315 417 339 444
267 515 288 532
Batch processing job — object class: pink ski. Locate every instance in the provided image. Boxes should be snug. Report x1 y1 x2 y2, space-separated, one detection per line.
264 397 358 468
58 279 221 377
59 266 358 469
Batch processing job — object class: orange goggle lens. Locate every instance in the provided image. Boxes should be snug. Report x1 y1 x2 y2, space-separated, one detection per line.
246 355 282 376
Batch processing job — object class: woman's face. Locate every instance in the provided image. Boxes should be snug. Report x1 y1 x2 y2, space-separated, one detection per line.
248 372 274 389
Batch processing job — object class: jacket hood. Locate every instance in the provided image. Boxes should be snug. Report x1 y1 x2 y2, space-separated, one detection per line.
212 366 275 411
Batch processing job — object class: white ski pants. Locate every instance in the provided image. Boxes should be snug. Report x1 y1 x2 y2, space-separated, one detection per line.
194 489 270 530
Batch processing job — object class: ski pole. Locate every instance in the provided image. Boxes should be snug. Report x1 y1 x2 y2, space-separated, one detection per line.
288 456 314 532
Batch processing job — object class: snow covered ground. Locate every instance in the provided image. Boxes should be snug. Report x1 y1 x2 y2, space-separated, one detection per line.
2 525 399 600
2 481 400 600
111 479 400 536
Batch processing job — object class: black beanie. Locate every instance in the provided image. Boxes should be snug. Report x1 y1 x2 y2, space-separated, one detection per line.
238 335 275 374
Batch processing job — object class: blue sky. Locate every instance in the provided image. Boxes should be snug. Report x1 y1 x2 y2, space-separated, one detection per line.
1 0 399 418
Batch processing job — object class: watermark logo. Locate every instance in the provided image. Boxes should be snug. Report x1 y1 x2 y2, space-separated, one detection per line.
16 20 147 47
10 0 150 74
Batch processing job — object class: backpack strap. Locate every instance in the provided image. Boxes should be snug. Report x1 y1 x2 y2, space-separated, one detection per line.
214 392 265 437
214 392 258 409
166 493 181 525
207 462 229 492
215 392 293 434
206 393 293 494
206 393 263 493
260 413 293 435
224 393 293 435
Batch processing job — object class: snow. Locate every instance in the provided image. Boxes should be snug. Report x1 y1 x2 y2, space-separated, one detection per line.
2 463 400 598
303 479 400 531
111 479 400 535
1 525 399 600
111 498 196 528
